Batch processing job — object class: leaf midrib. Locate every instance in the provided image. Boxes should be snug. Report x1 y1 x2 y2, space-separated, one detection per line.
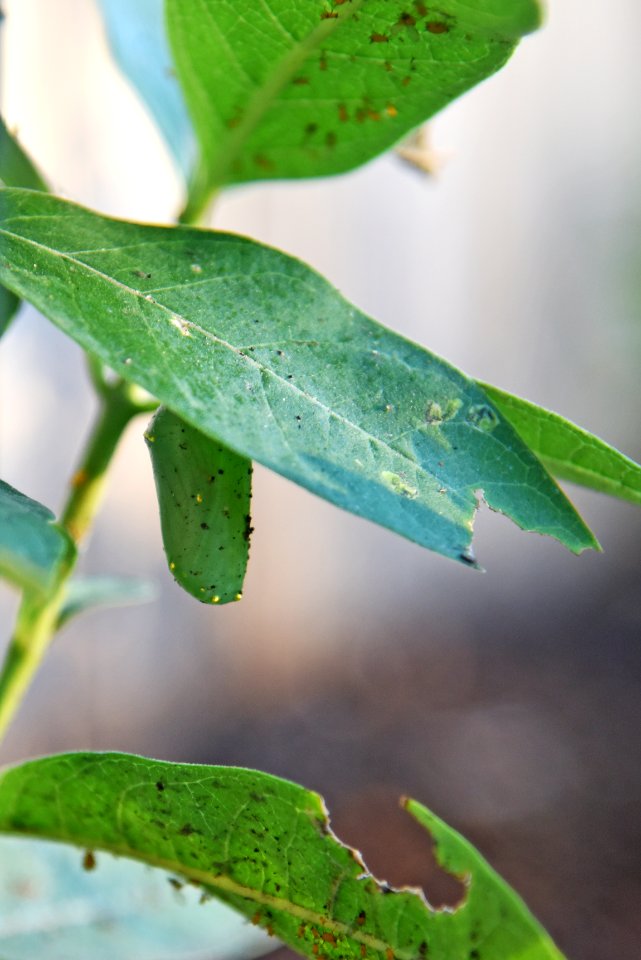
0 825 426 960
0 221 458 510
184 0 366 189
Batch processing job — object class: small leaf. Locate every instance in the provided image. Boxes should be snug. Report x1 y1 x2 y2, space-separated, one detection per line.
166 0 542 211
0 479 76 594
95 0 196 179
481 383 641 506
0 115 47 335
0 836 274 960
0 752 566 960
57 576 157 629
0 189 597 564
146 407 252 605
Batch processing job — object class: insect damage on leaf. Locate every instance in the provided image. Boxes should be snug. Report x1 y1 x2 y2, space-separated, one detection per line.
0 753 567 960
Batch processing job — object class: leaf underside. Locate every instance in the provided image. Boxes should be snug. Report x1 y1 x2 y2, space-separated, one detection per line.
482 383 641 506
0 479 75 594
166 0 542 207
146 406 252 604
57 576 157 629
0 752 566 960
0 188 597 564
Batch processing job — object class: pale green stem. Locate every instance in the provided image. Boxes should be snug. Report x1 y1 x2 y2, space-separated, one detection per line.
0 382 142 746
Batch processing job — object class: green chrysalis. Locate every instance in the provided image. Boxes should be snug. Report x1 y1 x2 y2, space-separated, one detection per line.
145 407 252 605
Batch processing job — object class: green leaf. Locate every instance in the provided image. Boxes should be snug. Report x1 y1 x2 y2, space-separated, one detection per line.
0 836 274 960
0 115 47 335
0 479 76 594
0 116 47 193
57 576 157 629
95 0 195 180
0 752 566 960
0 188 597 564
0 284 19 338
146 407 252 605
166 0 542 213
481 383 641 506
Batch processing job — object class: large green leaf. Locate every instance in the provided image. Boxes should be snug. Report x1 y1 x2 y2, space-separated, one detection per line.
481 383 641 506
0 116 47 334
0 188 596 564
0 836 273 960
146 407 252 604
0 752 565 960
0 480 75 594
166 0 542 213
95 0 195 179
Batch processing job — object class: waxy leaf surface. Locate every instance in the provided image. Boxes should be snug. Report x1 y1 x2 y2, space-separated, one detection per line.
0 189 596 563
166 0 541 210
482 383 641 506
0 752 566 960
146 407 252 604
0 835 273 960
0 480 75 594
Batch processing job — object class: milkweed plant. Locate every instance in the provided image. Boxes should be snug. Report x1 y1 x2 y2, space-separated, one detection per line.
1 2 640 959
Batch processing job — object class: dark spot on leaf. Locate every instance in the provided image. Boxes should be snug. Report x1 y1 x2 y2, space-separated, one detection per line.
459 548 476 566
326 131 337 147
414 1 428 15
338 103 349 122
320 10 338 18
397 12 416 27
168 877 184 891
370 33 389 43
179 823 196 836
356 910 366 926
156 781 165 791
82 850 96 871
200 522 209 530
466 404 499 432
293 76 310 85
253 153 273 170
426 20 449 34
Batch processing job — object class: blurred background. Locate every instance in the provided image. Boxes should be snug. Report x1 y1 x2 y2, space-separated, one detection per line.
1 1 641 958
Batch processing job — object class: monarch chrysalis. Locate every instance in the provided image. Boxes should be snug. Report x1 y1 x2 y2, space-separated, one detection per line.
145 407 252 605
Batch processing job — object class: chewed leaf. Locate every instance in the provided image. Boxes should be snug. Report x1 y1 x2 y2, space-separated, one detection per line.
0 752 566 960
0 836 274 960
0 479 75 594
166 0 542 213
0 189 597 565
95 0 196 180
146 407 252 605
481 383 641 506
